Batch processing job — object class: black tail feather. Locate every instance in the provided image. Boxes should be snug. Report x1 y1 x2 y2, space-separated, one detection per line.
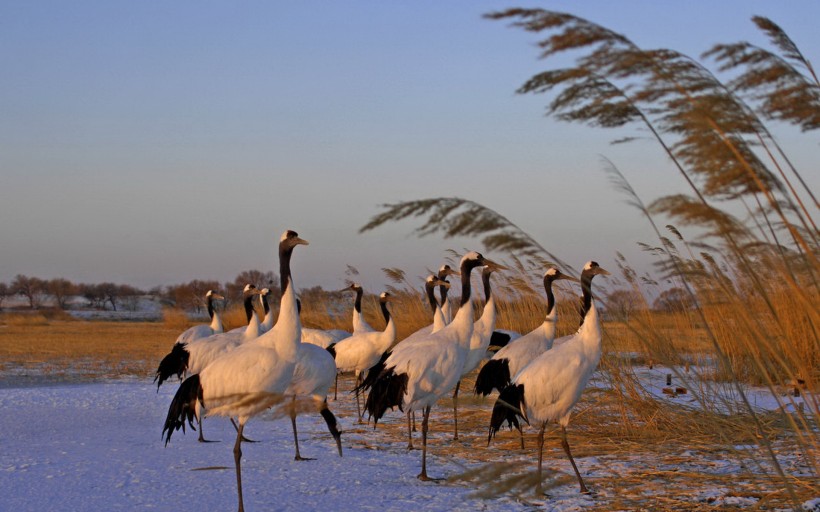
355 350 391 397
162 374 202 446
326 344 336 358
488 384 526 445
473 358 511 397
363 365 407 425
154 342 190 391
489 331 512 350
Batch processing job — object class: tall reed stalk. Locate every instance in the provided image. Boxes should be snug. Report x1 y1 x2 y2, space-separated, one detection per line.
357 9 818 506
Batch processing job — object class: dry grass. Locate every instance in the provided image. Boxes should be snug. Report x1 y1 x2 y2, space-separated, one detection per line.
0 315 177 379
331 370 819 510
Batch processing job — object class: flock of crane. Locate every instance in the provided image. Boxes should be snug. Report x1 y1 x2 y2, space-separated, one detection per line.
155 230 609 510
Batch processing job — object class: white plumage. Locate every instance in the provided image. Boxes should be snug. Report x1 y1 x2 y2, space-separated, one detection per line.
489 261 609 496
301 327 350 349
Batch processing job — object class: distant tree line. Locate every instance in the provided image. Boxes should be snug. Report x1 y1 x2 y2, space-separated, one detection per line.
0 270 283 312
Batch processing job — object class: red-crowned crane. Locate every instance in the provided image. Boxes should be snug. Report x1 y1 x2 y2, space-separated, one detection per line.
328 292 395 420
363 251 502 480
488 261 609 495
175 290 225 344
162 230 307 512
452 265 500 440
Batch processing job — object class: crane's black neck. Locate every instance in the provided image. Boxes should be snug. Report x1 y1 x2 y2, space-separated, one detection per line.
206 294 215 319
279 244 295 296
459 259 482 307
297 298 302 315
438 267 451 304
482 268 493 302
379 298 391 324
579 270 595 326
543 275 557 316
261 293 270 315
243 293 255 323
425 281 439 313
354 287 363 314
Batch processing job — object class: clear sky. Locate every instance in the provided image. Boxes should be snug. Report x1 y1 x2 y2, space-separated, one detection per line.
1 1 817 292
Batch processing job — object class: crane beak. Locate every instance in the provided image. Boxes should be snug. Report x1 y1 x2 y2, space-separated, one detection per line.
435 278 451 288
558 274 581 283
482 258 508 271
596 267 611 276
295 237 309 246
211 293 226 301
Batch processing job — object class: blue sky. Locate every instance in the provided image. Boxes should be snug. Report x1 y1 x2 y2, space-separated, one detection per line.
1 1 817 292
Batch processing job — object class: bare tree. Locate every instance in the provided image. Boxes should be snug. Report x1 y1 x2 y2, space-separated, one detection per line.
653 287 697 312
47 278 77 310
226 270 278 305
0 282 9 310
605 288 645 322
12 274 46 309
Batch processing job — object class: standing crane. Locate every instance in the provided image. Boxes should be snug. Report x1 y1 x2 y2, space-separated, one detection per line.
162 230 308 512
488 261 609 495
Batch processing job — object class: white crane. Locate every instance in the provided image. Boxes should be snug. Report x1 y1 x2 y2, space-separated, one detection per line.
259 287 274 333
451 265 500 440
357 274 449 449
341 283 375 334
488 261 609 495
162 229 308 512
398 274 451 344
437 264 458 325
363 251 500 480
328 292 395 419
227 284 264 338
474 268 579 399
174 290 226 345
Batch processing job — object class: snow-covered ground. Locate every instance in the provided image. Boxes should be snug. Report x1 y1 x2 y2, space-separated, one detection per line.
0 368 817 511
0 378 532 512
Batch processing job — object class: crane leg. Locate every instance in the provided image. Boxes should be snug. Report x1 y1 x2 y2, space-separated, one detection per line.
230 417 256 443
536 423 545 496
417 405 432 481
196 414 217 443
560 426 589 494
291 413 314 461
406 410 414 450
355 373 364 423
452 380 460 441
233 422 245 512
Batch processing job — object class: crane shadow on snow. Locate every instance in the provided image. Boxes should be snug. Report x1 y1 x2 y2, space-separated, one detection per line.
448 461 576 500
